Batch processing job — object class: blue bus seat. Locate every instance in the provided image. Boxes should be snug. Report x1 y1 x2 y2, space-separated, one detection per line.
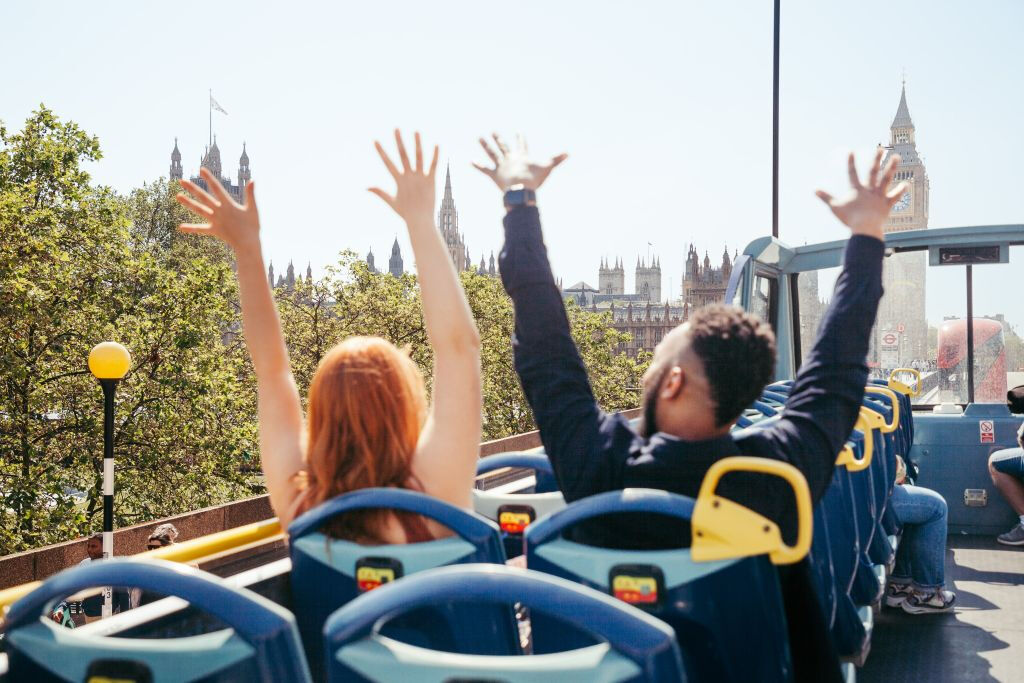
474 452 566 558
2 558 310 682
323 564 684 683
525 457 812 683
288 488 517 680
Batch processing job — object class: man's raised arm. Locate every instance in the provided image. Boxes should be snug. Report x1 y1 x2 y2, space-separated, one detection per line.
475 135 619 498
755 149 909 500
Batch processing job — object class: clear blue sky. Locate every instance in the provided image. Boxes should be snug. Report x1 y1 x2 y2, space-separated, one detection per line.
2 0 1021 328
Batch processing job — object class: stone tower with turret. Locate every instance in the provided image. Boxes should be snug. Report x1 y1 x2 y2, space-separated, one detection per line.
389 238 404 277
877 81 930 364
635 256 662 303
170 138 183 181
170 139 250 203
438 166 467 271
598 257 625 295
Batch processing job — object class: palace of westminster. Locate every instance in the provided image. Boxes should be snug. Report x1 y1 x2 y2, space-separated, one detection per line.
167 84 928 360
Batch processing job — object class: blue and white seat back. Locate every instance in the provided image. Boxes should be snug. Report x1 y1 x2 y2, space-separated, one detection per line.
2 559 310 682
323 564 684 683
474 452 566 558
287 488 517 678
526 457 813 683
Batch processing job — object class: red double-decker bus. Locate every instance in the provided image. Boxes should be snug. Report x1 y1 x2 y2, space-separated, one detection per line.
936 318 1007 402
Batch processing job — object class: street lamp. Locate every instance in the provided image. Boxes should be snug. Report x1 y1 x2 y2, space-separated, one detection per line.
88 341 131 617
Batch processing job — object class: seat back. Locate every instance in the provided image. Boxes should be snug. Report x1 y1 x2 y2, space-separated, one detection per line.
525 457 812 683
474 452 566 558
323 564 684 683
3 559 310 682
288 488 517 679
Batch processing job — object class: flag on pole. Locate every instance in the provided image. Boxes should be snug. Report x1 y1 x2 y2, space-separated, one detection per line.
210 94 228 115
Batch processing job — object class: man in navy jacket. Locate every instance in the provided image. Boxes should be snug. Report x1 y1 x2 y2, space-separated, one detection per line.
475 134 907 682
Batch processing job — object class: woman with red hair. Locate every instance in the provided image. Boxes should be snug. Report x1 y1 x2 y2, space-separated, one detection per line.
176 131 481 543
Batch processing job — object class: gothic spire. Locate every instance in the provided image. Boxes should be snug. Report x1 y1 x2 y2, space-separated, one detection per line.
891 82 914 129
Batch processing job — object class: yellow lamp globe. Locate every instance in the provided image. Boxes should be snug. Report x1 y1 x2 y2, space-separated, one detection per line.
88 342 132 380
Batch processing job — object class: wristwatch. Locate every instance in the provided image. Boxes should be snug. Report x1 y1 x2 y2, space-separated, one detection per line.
503 185 536 209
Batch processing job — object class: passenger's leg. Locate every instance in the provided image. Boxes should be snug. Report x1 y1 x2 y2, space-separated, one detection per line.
886 485 916 607
889 485 955 614
989 448 1024 544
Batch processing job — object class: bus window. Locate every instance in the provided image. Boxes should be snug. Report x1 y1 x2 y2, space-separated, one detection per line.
751 273 777 332
965 245 1023 403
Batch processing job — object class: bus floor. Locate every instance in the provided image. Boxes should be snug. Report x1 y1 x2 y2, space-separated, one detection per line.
861 535 1024 683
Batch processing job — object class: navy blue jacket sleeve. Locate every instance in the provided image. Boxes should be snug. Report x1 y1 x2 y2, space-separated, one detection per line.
498 205 620 500
739 235 885 502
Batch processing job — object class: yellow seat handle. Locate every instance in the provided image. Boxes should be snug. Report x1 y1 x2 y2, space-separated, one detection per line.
888 368 922 397
692 456 812 566
836 410 876 472
864 386 900 433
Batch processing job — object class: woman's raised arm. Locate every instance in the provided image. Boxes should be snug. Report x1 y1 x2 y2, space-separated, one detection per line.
176 170 305 526
369 131 482 510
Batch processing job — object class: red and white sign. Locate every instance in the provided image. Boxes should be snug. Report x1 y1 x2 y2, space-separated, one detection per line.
882 333 899 347
897 323 906 333
980 420 995 444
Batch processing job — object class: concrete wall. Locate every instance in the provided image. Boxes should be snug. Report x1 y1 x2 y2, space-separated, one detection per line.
0 408 642 590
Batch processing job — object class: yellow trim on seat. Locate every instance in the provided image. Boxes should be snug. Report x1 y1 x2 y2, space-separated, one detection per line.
888 368 922 397
835 410 876 472
691 456 812 566
0 519 283 614
864 386 900 433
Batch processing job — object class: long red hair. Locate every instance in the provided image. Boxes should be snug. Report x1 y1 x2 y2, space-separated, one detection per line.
296 336 431 543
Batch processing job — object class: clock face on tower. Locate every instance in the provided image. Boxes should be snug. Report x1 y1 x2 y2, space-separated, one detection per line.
893 190 911 213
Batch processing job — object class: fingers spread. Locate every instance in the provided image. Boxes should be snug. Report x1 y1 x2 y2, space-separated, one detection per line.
471 161 497 177
815 189 835 206
244 180 257 210
492 132 509 156
847 153 863 189
867 146 884 187
200 167 234 204
428 145 439 177
179 178 220 208
375 141 400 180
414 132 423 173
879 154 901 190
479 137 499 165
368 187 396 208
175 193 214 217
394 129 411 172
885 180 909 202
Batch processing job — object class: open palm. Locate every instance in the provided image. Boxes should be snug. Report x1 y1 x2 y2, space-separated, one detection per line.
473 133 567 192
816 148 907 240
175 167 260 252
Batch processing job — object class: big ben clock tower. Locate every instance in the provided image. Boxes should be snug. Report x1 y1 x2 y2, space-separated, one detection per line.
884 82 930 232
877 81 929 366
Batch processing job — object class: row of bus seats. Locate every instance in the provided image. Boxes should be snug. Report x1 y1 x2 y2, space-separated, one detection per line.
0 371 919 682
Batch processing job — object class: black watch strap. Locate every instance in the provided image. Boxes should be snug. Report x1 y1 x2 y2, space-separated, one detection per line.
503 187 536 208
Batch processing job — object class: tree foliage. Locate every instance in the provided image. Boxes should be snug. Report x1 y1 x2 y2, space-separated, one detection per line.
0 107 647 554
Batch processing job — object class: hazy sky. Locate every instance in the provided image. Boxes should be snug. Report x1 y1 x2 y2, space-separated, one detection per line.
3 0 1022 328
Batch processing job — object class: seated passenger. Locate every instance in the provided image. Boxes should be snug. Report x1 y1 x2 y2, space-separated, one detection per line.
176 131 481 541
885 456 956 613
478 136 907 683
988 413 1024 546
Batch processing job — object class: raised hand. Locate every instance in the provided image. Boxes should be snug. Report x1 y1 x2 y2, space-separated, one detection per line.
816 148 907 240
473 133 567 192
176 168 260 253
369 130 439 223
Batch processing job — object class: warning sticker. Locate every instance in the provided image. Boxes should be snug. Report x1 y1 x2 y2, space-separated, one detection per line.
356 565 396 591
980 420 995 444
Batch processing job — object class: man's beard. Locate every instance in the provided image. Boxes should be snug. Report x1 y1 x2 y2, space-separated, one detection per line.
639 366 669 438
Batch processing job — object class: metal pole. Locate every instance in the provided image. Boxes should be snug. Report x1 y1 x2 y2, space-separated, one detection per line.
966 266 975 404
772 0 780 239
101 378 117 617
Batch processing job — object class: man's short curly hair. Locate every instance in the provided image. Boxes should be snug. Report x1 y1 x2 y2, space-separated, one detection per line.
686 305 777 427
